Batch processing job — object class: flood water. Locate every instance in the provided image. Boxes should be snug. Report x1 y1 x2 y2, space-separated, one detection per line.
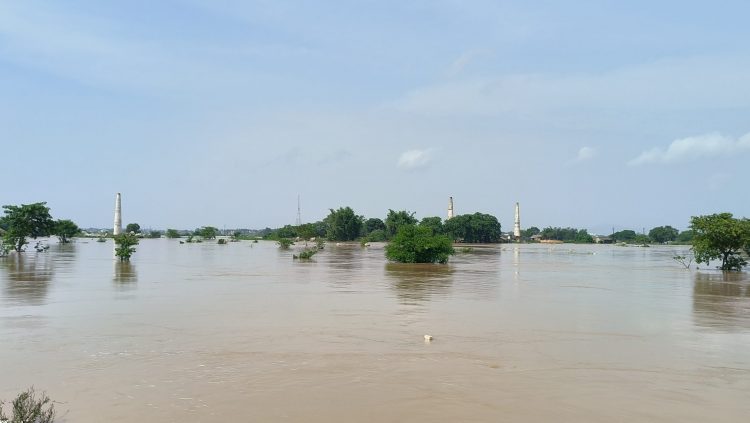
1 240 749 422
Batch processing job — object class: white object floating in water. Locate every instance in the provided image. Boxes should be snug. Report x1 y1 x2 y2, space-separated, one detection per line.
424 335 433 341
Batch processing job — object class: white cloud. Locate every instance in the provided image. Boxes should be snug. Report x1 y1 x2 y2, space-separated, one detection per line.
397 149 433 170
575 146 596 162
628 132 750 166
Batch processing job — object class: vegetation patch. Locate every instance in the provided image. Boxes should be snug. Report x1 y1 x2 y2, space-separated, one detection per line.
0 387 55 423
114 233 139 261
385 225 454 264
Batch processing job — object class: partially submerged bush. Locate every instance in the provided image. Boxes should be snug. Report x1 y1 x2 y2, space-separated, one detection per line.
217 238 227 245
0 387 55 423
277 238 294 249
294 248 318 260
114 233 139 261
385 225 454 264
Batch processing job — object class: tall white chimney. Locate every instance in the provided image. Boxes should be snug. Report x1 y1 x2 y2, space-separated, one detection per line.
513 202 521 239
447 196 454 220
113 193 122 235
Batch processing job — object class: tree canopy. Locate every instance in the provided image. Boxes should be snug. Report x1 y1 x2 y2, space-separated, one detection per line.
54 219 80 243
419 216 444 235
690 213 750 271
676 230 694 244
648 226 679 243
611 229 637 243
165 229 181 238
364 218 386 235
537 227 594 243
385 225 454 264
325 207 363 241
385 210 418 239
444 213 502 243
125 223 141 234
1 202 55 252
198 226 218 239
114 233 139 261
521 226 540 239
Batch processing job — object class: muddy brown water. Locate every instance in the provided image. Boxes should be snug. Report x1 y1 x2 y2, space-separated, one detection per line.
1 240 749 422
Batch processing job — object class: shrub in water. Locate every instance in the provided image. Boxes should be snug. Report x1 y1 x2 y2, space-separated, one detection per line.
385 225 454 264
0 387 55 423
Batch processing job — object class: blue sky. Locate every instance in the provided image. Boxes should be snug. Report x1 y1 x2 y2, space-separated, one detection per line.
2 0 749 233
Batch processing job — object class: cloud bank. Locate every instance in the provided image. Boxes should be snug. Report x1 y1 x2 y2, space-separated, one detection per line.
628 132 750 166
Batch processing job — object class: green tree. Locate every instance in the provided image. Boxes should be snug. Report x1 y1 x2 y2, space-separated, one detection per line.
1 202 55 252
199 226 218 239
147 230 162 238
676 230 694 244
165 229 181 238
539 227 593 243
444 213 502 243
690 213 750 271
114 233 139 261
575 229 595 243
325 207 363 241
633 234 651 244
296 223 318 241
385 225 455 264
385 209 418 239
419 216 444 235
648 225 679 243
364 218 386 235
364 229 386 242
54 219 80 243
521 226 540 239
612 229 637 243
125 223 141 234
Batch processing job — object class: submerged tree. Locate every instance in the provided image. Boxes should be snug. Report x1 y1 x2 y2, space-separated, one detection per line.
385 225 455 264
54 219 80 243
198 226 218 240
690 213 750 271
384 209 418 239
1 202 55 252
125 223 141 234
114 233 139 261
648 225 679 244
325 207 363 241
444 213 502 243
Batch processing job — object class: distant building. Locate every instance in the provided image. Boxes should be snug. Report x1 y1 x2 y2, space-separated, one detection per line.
594 235 613 244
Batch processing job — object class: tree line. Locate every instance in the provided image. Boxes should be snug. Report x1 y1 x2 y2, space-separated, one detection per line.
264 207 503 244
2 202 748 270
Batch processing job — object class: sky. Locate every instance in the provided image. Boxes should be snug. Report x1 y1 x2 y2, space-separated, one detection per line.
2 0 749 234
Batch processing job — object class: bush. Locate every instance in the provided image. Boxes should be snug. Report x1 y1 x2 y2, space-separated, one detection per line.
217 238 227 245
295 248 318 260
114 233 139 261
385 225 454 264
0 387 55 423
277 238 294 249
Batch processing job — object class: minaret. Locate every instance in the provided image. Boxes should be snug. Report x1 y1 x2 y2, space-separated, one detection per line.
447 196 454 220
113 193 122 235
513 202 521 240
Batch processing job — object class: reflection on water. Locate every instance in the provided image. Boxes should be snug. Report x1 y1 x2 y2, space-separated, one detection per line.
113 261 137 287
0 253 54 305
384 263 453 304
693 271 750 331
